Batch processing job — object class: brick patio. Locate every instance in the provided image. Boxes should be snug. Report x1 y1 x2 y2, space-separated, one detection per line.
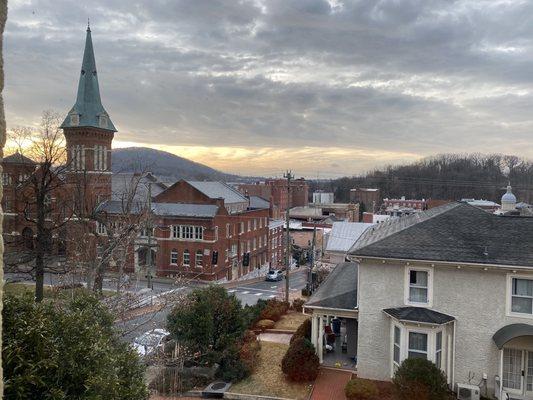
310 368 353 400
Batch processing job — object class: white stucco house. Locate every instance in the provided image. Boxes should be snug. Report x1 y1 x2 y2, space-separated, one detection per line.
305 201 533 400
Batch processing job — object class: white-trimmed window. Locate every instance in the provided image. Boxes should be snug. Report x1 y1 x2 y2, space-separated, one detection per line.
253 219 257 230
196 250 203 266
240 222 244 234
511 277 533 315
226 223 231 238
172 225 179 238
2 173 10 186
183 249 190 266
393 326 401 368
435 331 443 369
253 238 256 250
248 220 251 232
170 249 178 265
96 221 107 235
406 267 432 305
408 331 428 360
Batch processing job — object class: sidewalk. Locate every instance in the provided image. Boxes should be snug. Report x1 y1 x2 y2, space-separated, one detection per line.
310 368 353 400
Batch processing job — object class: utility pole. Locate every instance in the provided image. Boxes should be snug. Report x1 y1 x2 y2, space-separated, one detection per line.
284 170 293 303
309 224 316 292
146 182 154 290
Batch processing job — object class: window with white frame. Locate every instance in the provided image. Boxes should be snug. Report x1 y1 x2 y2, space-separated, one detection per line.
253 238 256 250
172 225 179 238
170 249 178 265
408 332 428 360
196 250 203 266
96 221 107 235
253 219 257 230
248 220 251 231
240 222 244 234
226 223 231 238
435 331 442 369
259 218 262 229
511 277 533 315
407 268 430 304
171 225 204 240
183 249 190 266
2 173 10 186
393 326 401 367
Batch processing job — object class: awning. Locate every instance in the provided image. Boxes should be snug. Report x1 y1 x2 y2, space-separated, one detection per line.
493 324 533 349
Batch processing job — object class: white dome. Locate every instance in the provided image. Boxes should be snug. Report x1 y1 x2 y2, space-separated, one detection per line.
501 184 517 211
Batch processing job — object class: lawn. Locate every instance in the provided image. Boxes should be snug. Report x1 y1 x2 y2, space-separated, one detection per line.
231 341 313 400
274 311 310 331
3 282 115 299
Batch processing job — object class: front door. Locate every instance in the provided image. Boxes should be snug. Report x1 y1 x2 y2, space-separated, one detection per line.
503 348 523 395
503 348 533 398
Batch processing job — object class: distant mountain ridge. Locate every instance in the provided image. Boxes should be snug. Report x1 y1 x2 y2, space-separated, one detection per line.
112 147 239 182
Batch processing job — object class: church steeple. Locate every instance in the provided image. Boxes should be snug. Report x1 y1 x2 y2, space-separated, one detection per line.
61 26 116 131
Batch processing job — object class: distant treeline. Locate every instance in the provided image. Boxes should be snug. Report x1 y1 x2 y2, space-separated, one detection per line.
311 154 533 204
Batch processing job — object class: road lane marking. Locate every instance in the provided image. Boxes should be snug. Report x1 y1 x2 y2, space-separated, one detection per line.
270 285 277 289
241 291 250 294
228 289 236 293
269 295 276 298
254 292 262 296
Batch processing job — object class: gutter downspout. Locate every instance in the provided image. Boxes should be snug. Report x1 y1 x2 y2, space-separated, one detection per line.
499 349 503 400
452 319 457 392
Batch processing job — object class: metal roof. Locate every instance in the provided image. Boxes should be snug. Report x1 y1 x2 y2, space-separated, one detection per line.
326 222 374 253
187 181 247 204
248 195 270 210
98 200 218 218
61 27 116 132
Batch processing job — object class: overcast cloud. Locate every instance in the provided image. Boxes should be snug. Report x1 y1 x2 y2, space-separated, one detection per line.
5 0 533 177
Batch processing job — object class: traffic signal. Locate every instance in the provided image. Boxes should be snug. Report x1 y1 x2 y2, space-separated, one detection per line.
243 252 250 267
212 250 218 265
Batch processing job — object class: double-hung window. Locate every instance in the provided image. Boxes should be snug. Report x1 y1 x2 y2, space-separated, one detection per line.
183 250 190 266
172 226 179 238
408 268 430 304
393 326 401 368
435 331 443 369
408 332 428 360
511 277 533 315
170 249 178 265
196 250 203 266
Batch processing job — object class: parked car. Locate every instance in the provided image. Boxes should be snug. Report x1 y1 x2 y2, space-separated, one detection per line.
132 328 170 358
266 270 284 281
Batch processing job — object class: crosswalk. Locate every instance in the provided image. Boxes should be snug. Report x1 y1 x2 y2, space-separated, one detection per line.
227 287 279 299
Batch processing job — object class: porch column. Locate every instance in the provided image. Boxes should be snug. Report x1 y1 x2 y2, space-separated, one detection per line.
311 314 319 349
318 315 324 363
499 349 503 400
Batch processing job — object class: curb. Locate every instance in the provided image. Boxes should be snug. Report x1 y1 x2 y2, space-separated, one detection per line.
263 329 296 334
221 268 307 289
224 392 295 400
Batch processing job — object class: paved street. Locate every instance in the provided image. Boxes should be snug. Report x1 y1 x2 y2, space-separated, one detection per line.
121 267 310 342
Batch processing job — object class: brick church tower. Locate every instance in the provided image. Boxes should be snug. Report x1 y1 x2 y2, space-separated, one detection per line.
61 24 116 207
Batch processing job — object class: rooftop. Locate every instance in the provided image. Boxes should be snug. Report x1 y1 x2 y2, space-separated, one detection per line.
383 307 455 325
306 262 358 310
3 152 36 165
351 202 533 267
98 200 219 218
187 181 247 204
326 222 374 253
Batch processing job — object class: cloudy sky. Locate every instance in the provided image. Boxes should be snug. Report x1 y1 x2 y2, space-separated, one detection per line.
5 0 533 177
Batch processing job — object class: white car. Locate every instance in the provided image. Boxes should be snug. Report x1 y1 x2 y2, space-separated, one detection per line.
266 270 284 282
132 328 170 358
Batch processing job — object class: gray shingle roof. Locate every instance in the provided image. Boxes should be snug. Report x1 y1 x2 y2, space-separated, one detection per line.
98 200 218 218
383 307 455 325
3 152 36 165
350 202 533 267
306 262 358 310
187 181 247 204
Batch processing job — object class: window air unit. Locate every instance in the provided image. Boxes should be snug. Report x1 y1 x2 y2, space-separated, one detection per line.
456 383 480 400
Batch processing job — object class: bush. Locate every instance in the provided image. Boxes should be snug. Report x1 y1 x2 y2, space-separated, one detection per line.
259 299 289 322
344 378 378 400
218 345 250 382
3 293 148 400
290 318 311 344
291 298 305 312
243 329 257 342
301 287 311 297
243 299 268 328
255 319 275 330
239 340 261 373
392 358 449 400
281 337 319 381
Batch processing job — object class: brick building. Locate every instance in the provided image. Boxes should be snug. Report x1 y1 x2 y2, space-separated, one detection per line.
349 188 380 213
236 177 309 218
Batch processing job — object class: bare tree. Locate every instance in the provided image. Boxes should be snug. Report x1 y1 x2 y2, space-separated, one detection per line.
6 110 73 302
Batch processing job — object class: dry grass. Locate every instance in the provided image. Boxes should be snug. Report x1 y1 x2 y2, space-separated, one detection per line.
3 283 115 299
231 341 313 400
274 311 310 331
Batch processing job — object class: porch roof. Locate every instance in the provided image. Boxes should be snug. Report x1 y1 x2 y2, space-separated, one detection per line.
305 262 357 311
493 323 533 350
383 306 455 325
